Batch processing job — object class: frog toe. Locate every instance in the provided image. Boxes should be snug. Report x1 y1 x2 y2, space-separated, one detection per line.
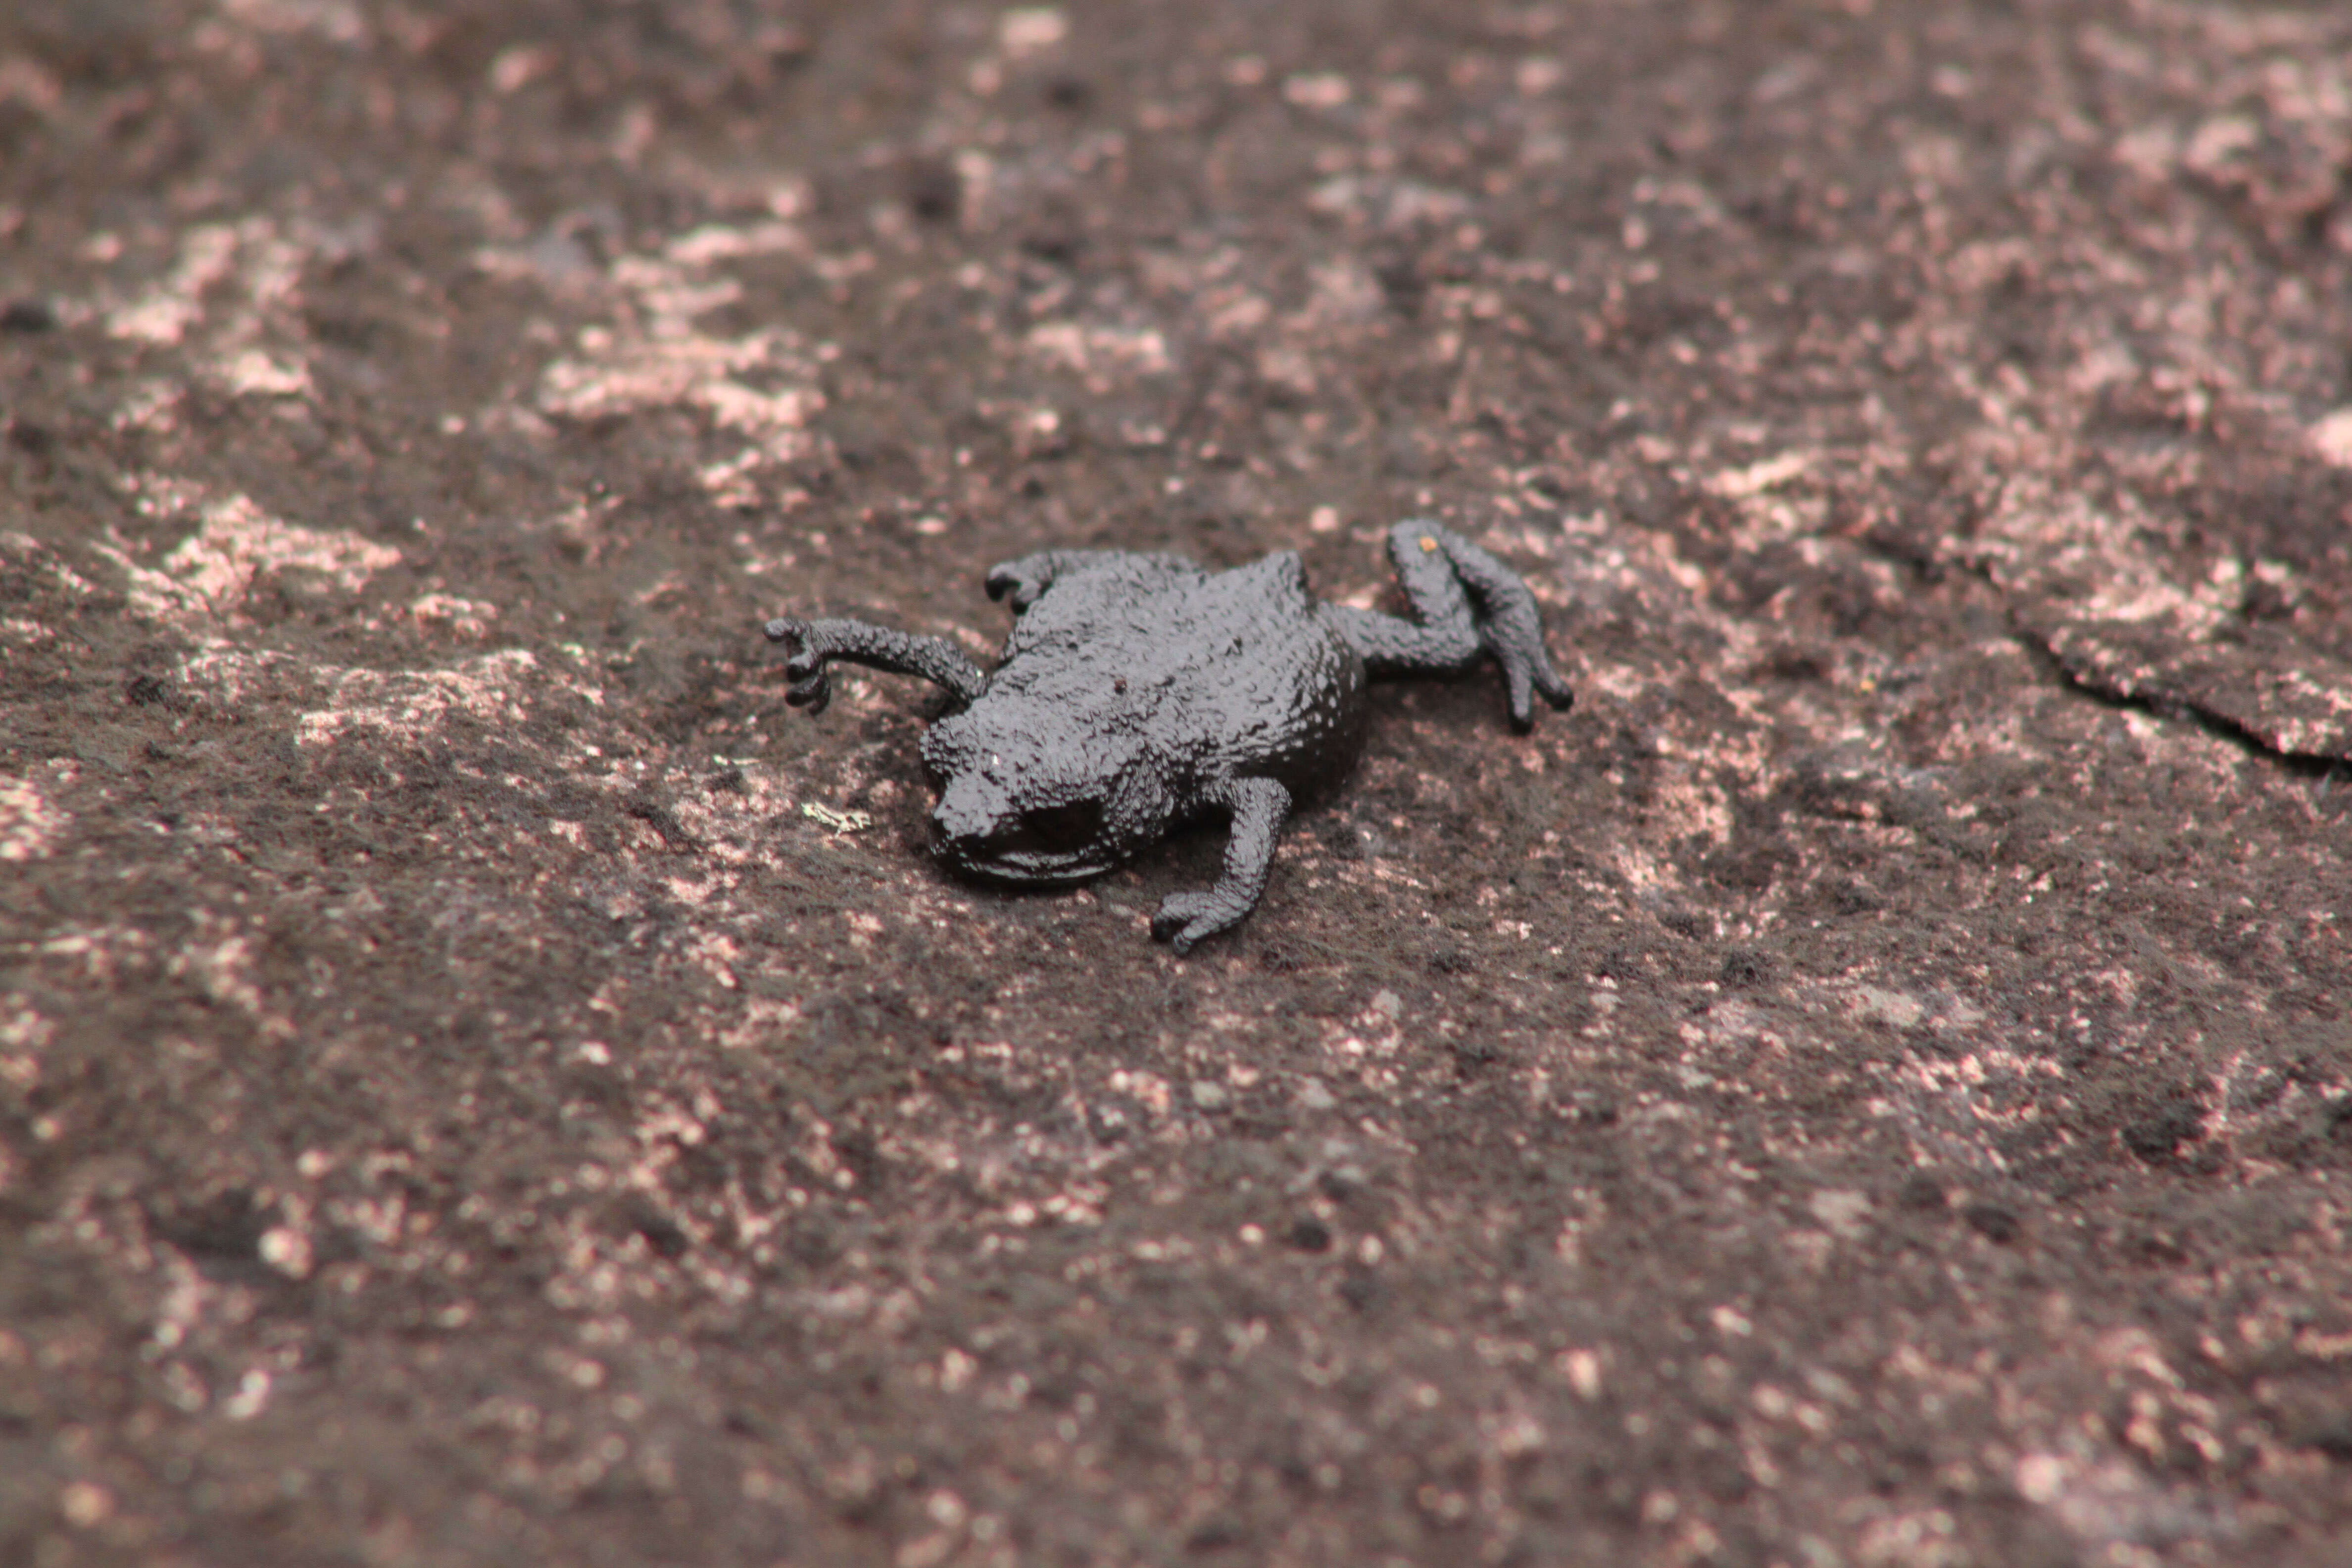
1494 642 1574 731
1151 891 1234 954
785 672 833 713
766 618 824 674
985 569 1047 611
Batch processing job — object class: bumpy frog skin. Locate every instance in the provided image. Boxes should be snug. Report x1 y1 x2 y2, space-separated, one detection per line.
763 520 1572 953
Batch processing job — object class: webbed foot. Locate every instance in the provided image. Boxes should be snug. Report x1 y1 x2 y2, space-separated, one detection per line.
984 557 1053 612
1416 524 1574 731
1150 890 1237 956
762 617 840 713
1146 777 1290 956
1323 521 1575 731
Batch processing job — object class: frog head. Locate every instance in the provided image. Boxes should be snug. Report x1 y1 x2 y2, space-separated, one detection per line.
919 706 1170 884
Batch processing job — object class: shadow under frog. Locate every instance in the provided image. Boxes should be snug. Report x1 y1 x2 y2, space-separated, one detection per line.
763 521 1572 953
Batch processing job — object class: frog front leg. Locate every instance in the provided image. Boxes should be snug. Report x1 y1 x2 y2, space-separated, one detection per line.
985 549 1198 613
1150 777 1291 954
1323 520 1574 730
763 617 988 715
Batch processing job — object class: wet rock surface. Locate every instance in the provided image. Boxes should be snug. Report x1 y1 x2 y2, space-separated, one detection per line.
3 2 2350 1564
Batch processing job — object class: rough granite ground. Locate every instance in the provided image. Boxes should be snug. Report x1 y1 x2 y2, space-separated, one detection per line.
3 2 2351 1565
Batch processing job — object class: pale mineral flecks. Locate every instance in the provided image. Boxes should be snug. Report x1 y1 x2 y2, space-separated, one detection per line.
215 0 367 45
292 650 543 748
0 769 72 863
531 236 827 475
2309 407 2352 469
407 593 501 639
996 7 1068 58
103 217 317 403
79 479 403 629
106 224 242 346
1022 320 1172 390
157 492 402 617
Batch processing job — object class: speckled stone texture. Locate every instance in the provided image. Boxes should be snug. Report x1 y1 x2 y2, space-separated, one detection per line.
3 2 2351 1565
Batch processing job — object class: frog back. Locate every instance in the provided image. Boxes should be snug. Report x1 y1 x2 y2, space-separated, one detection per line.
1186 551 1368 803
993 549 1364 804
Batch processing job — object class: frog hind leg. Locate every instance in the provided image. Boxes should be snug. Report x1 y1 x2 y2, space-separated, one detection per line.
1150 777 1291 955
1323 519 1574 731
762 617 987 715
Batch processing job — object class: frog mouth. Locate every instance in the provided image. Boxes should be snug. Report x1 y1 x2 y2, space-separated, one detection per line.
945 848 1114 886
928 805 1115 885
929 833 1114 885
922 799 1115 883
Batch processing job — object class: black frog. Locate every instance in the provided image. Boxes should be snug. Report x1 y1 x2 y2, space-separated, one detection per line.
763 520 1571 952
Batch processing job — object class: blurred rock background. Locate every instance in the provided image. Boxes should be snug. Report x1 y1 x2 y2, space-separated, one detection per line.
3 2 2351 1564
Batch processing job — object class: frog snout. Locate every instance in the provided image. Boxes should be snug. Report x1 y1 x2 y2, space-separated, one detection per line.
929 792 1001 853
926 810 968 857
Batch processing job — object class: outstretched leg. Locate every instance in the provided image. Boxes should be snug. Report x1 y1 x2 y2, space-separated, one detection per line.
1150 777 1290 955
1322 520 1574 730
763 617 987 715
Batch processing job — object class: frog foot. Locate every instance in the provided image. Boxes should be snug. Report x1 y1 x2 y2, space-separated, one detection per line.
1323 521 1574 731
1424 525 1574 731
1479 601 1576 734
1147 777 1290 955
983 560 1052 612
763 617 839 713
1150 890 1245 956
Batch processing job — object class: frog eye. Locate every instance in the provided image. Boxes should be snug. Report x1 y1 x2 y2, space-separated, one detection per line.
1018 799 1103 851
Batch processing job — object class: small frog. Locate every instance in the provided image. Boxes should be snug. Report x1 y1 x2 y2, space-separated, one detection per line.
764 520 1571 952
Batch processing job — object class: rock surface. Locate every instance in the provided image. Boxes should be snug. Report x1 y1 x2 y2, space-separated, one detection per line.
4 1 2351 1564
